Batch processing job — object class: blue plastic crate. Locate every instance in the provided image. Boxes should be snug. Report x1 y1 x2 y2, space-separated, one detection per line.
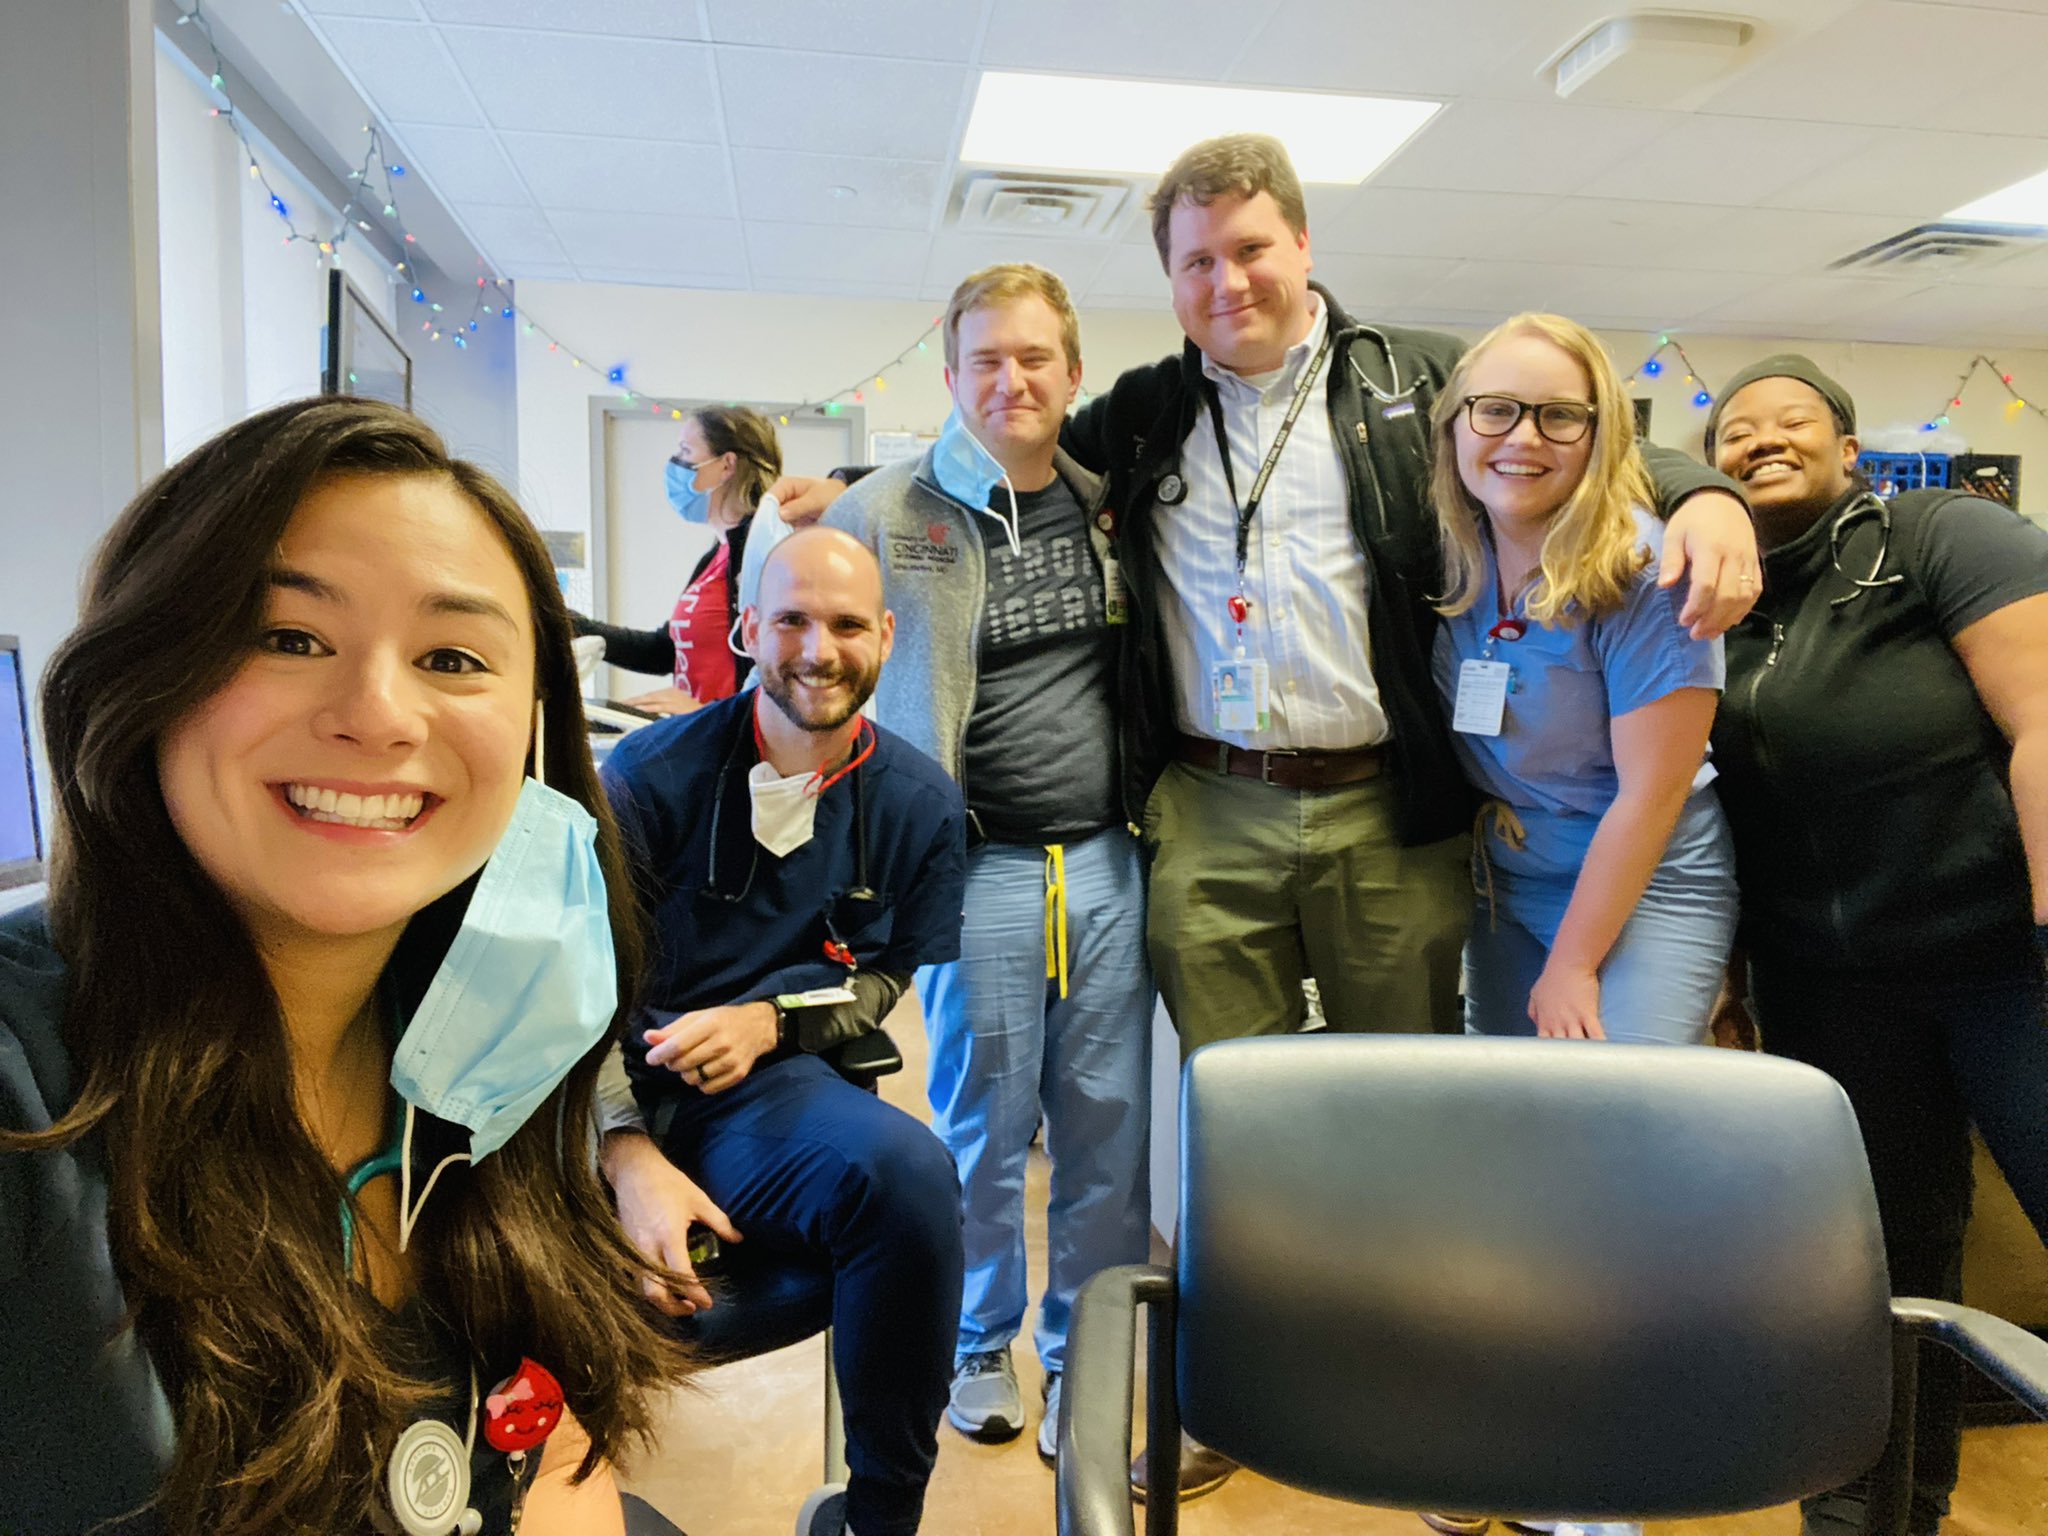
1857 451 1950 500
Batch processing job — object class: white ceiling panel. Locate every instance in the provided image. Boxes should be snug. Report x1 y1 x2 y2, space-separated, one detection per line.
920 233 1114 301
1418 260 1758 322
417 0 706 40
1374 98 1682 197
307 17 484 126
1667 206 1914 278
745 223 934 288
1490 198 1732 271
1762 128 2048 223
548 211 749 282
1691 274 1907 331
450 202 568 270
299 0 417 19
1307 254 1466 312
732 150 944 230
717 50 969 161
1311 187 1557 260
981 0 1248 79
499 134 736 218
440 28 721 142
1579 114 1878 209
1231 0 1546 97
385 124 527 206
1086 245 1176 307
1703 2 2048 131
704 0 982 63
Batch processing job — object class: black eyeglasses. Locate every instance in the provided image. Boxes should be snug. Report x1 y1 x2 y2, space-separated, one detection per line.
1462 394 1597 445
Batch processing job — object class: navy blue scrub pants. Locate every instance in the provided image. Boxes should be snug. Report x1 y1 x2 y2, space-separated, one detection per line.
1749 956 2048 1536
658 1053 965 1536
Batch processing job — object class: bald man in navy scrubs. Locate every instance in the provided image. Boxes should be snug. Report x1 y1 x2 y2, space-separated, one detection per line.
598 529 968 1536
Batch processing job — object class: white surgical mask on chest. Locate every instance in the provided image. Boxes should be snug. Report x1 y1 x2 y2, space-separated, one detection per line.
748 760 820 856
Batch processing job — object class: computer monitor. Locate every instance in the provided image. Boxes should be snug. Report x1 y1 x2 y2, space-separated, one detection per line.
322 270 412 410
0 636 44 890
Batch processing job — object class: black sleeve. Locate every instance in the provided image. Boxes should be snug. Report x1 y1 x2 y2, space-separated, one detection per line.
1062 394 1111 474
1642 442 1748 521
571 613 677 678
787 969 912 1054
1909 493 2048 639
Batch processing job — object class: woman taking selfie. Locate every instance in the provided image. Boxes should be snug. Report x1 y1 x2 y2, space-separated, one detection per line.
0 398 691 1535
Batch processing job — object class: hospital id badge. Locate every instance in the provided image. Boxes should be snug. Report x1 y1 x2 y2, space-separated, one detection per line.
1102 552 1128 625
1212 658 1269 733
1452 659 1511 737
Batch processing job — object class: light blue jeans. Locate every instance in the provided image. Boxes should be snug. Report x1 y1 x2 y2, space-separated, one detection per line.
1463 788 1737 1045
916 828 1154 1374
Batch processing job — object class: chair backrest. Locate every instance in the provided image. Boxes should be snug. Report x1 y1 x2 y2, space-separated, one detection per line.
1176 1036 1894 1521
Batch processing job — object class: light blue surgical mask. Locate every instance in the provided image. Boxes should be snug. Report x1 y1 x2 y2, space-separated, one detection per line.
385 767 618 1244
929 410 1022 556
666 457 713 523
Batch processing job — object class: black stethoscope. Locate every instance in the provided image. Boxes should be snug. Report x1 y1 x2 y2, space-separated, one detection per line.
1826 491 1906 609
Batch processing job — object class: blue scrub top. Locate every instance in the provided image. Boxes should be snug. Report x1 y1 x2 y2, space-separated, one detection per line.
601 692 967 1081
1431 509 1723 875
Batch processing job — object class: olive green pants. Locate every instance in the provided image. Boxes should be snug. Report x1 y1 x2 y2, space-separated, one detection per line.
1141 761 1470 1058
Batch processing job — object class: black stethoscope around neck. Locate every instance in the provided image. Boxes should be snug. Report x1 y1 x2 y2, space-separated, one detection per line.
701 709 875 908
1822 491 1906 609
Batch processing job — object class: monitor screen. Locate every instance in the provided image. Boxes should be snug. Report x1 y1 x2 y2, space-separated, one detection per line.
322 270 412 410
0 637 43 890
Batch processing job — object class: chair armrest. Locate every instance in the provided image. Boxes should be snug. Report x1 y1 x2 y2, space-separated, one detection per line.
1057 1264 1175 1536
821 1028 903 1090
1894 1298 2048 1419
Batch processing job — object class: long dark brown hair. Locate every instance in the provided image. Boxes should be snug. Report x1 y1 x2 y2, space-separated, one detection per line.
18 397 690 1533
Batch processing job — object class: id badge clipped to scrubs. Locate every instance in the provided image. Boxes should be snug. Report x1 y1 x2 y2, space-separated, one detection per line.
1212 657 1270 734
1101 551 1128 626
1453 659 1511 737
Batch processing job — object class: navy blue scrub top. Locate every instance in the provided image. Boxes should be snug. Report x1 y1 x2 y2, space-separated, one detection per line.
600 693 967 1080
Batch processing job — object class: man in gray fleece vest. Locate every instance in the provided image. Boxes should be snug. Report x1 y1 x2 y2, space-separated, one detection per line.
823 264 1153 1469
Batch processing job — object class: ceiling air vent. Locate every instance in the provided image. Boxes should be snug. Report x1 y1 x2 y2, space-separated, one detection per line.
1544 12 1756 107
950 171 1135 239
1830 222 2048 276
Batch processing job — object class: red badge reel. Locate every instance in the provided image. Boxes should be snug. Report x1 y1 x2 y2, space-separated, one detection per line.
485 1357 564 1455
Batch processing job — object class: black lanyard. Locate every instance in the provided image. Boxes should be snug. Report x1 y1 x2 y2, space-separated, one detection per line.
1201 326 1334 579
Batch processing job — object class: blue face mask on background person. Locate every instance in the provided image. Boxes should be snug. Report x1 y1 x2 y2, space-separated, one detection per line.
666 457 713 523
930 410 1022 555
389 774 617 1171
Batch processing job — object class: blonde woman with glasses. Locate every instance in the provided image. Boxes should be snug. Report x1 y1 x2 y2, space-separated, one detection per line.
1429 313 1737 1057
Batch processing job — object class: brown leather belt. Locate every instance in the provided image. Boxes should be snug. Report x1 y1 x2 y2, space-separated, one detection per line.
1175 733 1385 790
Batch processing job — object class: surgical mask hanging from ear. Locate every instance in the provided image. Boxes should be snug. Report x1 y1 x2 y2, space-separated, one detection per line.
666 458 713 524
389 703 617 1214
930 410 1022 555
748 760 820 857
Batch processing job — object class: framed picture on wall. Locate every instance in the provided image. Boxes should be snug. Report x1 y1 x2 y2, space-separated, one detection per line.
322 271 412 409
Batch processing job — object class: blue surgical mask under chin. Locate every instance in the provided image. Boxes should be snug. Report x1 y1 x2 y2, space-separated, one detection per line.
666 458 712 523
930 410 1021 554
389 775 617 1183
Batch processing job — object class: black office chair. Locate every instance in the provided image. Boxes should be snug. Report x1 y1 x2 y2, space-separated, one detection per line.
1057 1035 2048 1536
657 1027 904 1536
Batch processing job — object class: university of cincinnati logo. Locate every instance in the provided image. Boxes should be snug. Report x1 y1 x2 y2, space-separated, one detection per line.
927 524 948 545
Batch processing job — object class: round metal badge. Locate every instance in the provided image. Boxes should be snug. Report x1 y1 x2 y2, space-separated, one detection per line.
387 1417 471 1536
1156 472 1187 505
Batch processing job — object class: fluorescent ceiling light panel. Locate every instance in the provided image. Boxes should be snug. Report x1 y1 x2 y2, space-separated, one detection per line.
960 72 1440 184
1946 166 2048 226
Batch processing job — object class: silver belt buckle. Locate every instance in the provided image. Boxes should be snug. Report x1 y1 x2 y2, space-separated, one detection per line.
1259 748 1297 785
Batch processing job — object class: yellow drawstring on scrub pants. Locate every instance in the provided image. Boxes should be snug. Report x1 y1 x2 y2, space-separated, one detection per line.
1043 843 1070 1000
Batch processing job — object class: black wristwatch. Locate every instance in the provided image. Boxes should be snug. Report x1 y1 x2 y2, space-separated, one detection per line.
773 1000 796 1052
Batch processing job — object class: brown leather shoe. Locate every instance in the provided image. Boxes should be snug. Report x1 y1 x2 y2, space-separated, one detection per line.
1419 1518 1493 1535
1128 1432 1237 1502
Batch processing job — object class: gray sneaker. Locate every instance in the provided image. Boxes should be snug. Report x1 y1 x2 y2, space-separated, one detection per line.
1037 1372 1062 1465
947 1348 1023 1442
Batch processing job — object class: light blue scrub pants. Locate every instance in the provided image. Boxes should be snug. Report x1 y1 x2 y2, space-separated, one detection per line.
917 827 1154 1375
1463 788 1738 1045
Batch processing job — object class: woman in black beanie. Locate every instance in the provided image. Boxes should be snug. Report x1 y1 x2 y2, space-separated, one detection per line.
1705 355 2048 1536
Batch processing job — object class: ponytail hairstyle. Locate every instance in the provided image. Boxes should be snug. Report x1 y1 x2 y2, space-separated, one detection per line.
692 404 783 515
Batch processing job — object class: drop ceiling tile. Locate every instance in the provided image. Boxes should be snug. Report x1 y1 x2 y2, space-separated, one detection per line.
300 0 418 18
980 0 1247 79
549 211 748 283
1374 98 1683 197
452 202 567 268
1414 260 1755 321
1232 0 1544 96
498 134 735 217
1674 206 1913 277
1689 274 1909 331
716 50 970 161
417 0 705 38
745 223 933 287
1312 187 1558 260
1578 114 1878 209
1084 244 1176 308
1762 129 2048 224
385 124 528 205
732 150 943 230
920 233 1115 298
1306 255 1466 313
306 17 484 126
704 0 980 61
440 27 721 141
1500 198 1735 270
1703 1 2048 131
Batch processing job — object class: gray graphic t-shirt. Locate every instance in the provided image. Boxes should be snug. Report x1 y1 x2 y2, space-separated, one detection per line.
963 477 1120 843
